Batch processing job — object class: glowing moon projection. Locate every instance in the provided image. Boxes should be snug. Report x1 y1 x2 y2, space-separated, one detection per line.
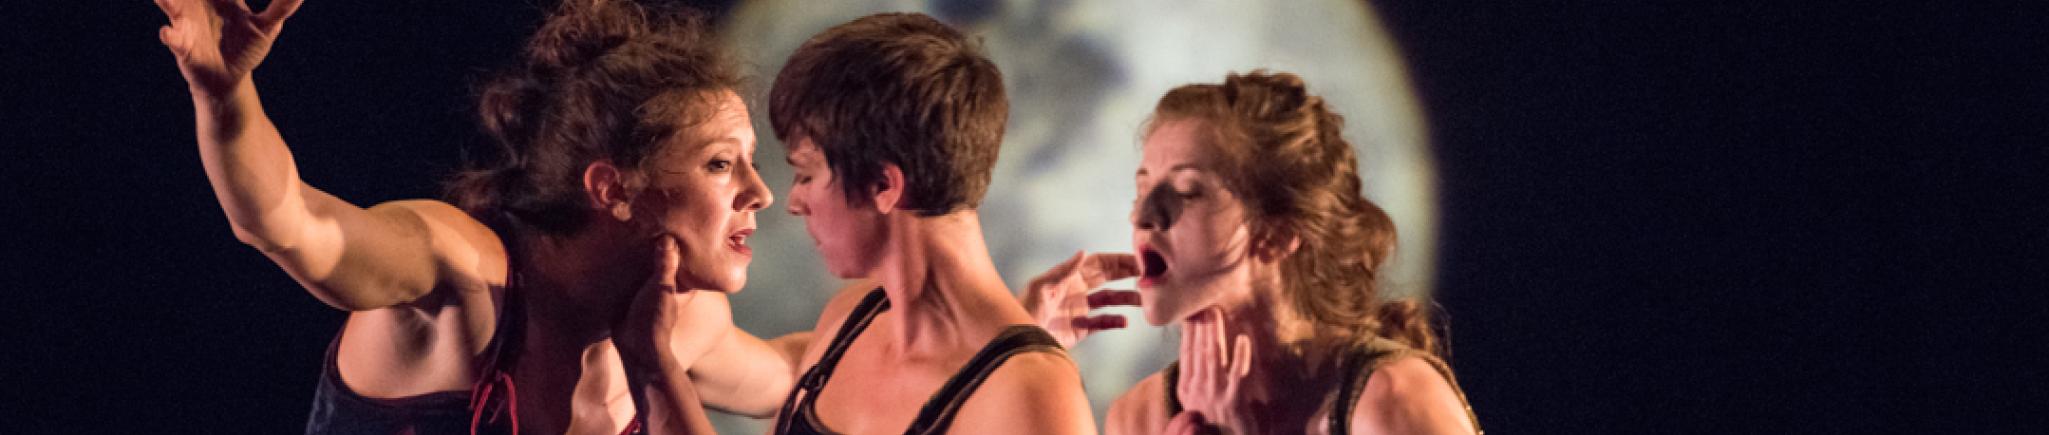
716 0 1433 428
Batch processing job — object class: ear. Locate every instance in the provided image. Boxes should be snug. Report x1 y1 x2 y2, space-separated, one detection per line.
583 160 635 222
870 163 906 214
1252 230 1301 263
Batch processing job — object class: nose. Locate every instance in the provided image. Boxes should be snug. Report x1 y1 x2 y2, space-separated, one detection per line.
737 163 774 212
1132 183 1181 231
785 185 808 217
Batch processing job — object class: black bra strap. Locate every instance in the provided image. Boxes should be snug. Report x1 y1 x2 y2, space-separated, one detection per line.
1330 343 1378 435
774 288 890 434
905 325 1066 435
1163 362 1183 416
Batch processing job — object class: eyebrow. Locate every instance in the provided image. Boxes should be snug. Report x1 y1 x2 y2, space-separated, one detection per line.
1136 164 1204 177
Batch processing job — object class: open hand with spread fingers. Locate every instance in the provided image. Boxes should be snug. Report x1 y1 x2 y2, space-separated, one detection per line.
154 0 304 96
1177 307 1257 434
1022 251 1143 348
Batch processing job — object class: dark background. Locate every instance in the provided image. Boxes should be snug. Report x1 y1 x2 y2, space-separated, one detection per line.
6 0 2041 433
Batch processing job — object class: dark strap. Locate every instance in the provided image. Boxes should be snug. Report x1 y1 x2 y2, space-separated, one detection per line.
1162 362 1183 416
1329 339 1482 434
1328 342 1379 435
1161 339 1480 434
774 288 890 435
905 325 1066 435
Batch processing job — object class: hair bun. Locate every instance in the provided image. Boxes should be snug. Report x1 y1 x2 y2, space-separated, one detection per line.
523 0 656 72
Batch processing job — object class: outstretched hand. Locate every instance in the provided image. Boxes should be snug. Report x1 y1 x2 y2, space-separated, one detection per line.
155 0 304 96
1022 251 1142 348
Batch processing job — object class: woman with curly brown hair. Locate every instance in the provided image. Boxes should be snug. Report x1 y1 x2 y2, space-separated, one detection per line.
1025 71 1482 434
155 0 762 433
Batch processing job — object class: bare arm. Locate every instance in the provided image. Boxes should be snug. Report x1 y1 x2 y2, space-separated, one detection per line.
1350 357 1478 435
686 329 811 417
1104 372 1171 435
159 0 494 310
629 364 719 435
685 279 875 417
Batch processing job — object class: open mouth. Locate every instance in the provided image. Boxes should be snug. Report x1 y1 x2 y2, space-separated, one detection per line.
727 228 754 255
1140 248 1168 279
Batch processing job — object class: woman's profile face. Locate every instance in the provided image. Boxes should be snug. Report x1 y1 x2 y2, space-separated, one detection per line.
1131 119 1257 325
781 137 887 279
635 90 774 293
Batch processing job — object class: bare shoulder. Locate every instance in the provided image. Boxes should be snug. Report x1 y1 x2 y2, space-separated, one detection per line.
952 350 1093 434
374 199 506 291
1106 370 1171 435
796 279 884 366
1350 356 1476 435
331 200 507 398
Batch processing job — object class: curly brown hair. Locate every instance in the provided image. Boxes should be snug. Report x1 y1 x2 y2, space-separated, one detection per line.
1148 71 1440 356
446 0 741 235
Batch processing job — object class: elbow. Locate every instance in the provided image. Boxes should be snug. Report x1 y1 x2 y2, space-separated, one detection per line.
229 222 293 254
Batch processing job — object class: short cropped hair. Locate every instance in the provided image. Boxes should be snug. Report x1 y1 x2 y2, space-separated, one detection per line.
769 12 1008 216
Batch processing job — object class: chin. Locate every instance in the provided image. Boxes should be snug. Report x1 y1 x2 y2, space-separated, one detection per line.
1139 291 1171 326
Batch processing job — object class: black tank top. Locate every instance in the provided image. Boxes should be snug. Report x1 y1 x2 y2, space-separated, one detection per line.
1162 337 1482 434
303 328 486 435
772 288 1068 435
302 253 644 435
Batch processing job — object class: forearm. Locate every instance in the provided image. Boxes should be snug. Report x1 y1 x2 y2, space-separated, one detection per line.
687 329 808 417
185 78 451 310
628 361 717 435
191 78 311 251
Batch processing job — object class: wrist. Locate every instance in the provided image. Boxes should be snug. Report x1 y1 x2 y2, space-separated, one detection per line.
191 78 254 110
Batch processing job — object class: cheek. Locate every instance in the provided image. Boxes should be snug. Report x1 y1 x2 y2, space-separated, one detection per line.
1171 211 1238 271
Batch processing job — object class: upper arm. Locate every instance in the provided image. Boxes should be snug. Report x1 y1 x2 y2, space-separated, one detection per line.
1349 357 1477 435
953 351 1096 435
264 196 503 311
1105 372 1169 435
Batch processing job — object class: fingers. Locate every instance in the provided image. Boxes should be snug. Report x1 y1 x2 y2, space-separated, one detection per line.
1231 333 1252 378
154 0 179 18
1082 252 1141 285
159 25 176 50
650 235 681 292
1163 412 1211 435
1050 250 1086 279
1027 250 1085 293
257 0 304 29
1069 314 1127 331
1084 289 1141 308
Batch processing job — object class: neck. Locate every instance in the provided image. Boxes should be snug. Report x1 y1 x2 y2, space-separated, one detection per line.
1187 271 1343 421
874 210 1020 356
507 231 640 432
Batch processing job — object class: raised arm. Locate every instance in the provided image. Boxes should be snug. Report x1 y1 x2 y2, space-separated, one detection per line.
158 0 496 310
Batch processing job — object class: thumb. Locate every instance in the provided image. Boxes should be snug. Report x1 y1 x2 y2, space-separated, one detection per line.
1045 250 1087 282
649 235 681 292
257 0 305 31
